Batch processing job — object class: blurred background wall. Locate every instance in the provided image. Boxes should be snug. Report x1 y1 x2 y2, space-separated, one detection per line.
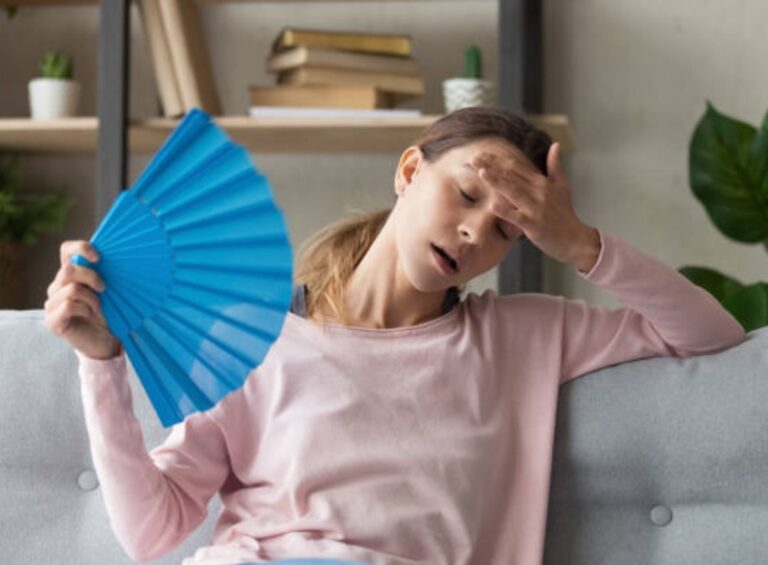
0 0 763 310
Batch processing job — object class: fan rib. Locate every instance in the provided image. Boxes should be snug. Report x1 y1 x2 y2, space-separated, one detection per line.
155 307 252 390
122 337 184 427
147 143 236 207
165 200 274 237
132 328 214 413
173 234 288 251
175 261 291 279
167 290 282 363
173 277 290 316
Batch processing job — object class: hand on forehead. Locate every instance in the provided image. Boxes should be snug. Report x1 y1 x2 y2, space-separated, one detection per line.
469 146 538 175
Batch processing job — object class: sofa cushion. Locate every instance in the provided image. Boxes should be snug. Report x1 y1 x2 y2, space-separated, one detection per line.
0 309 219 564
545 326 768 565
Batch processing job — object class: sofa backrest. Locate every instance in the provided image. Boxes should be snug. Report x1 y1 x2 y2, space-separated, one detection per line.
545 326 768 565
0 310 219 564
2 309 766 565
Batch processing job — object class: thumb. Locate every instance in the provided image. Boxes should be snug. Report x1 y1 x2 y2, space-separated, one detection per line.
547 142 562 181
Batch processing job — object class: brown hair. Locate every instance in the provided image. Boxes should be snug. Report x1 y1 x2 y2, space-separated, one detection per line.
293 106 553 328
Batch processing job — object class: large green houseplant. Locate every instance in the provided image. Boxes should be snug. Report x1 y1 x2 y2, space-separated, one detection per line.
679 102 768 333
0 153 72 308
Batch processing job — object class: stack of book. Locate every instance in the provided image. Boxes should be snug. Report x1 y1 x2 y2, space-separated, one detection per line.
138 0 221 118
249 27 426 119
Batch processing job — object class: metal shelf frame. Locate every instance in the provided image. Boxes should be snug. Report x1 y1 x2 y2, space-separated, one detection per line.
97 0 544 294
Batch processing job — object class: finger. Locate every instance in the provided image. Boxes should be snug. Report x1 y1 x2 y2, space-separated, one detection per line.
546 142 561 181
60 262 106 295
47 297 96 335
480 168 535 212
46 267 66 299
46 282 103 320
472 151 539 181
60 240 100 269
491 200 529 230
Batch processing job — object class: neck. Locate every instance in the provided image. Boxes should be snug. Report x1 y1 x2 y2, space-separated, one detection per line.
340 217 448 329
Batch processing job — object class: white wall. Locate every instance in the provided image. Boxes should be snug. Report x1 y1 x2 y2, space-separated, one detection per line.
0 1 763 310
543 0 766 306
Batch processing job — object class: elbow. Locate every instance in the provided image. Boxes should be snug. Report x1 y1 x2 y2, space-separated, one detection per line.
121 530 185 563
119 532 176 563
112 499 193 562
670 323 749 358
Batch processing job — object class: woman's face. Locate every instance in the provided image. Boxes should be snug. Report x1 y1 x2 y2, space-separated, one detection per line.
392 136 530 293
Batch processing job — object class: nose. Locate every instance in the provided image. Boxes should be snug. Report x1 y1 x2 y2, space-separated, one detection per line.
459 208 495 244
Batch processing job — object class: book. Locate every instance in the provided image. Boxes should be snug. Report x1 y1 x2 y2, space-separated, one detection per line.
249 84 400 110
137 0 183 118
272 27 413 57
266 45 421 76
277 67 425 99
158 0 221 115
248 107 423 119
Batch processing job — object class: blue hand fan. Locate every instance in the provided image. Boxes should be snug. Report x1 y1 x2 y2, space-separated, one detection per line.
71 108 293 427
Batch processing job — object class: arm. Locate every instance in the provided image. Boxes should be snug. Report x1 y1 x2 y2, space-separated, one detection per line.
77 350 230 562
560 228 747 385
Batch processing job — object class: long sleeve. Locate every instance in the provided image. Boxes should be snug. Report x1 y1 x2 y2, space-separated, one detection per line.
559 229 747 385
76 350 231 562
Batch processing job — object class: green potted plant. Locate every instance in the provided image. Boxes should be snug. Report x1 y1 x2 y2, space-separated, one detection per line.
0 154 73 308
679 101 768 333
442 45 496 114
28 50 81 120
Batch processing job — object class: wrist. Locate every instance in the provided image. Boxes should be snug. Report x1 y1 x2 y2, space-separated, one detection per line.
570 225 601 274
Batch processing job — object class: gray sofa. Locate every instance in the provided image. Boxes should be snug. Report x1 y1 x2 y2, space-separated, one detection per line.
1 309 766 565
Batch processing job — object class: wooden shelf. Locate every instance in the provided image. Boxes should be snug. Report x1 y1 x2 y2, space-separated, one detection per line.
0 114 573 154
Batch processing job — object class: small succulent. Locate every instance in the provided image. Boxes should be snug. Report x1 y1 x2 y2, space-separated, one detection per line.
463 45 483 79
39 51 74 80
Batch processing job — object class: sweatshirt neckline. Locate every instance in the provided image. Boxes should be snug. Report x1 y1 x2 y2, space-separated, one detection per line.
284 300 462 338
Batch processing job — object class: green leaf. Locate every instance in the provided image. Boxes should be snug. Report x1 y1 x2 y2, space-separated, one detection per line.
678 265 745 302
0 153 72 245
722 283 768 333
688 101 768 243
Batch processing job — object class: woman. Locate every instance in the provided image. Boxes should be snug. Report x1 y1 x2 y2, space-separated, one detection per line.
43 107 746 564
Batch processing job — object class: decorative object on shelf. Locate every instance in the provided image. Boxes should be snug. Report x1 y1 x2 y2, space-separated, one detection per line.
70 108 294 428
442 45 496 114
0 153 72 309
4 6 18 20
28 51 81 120
678 101 768 333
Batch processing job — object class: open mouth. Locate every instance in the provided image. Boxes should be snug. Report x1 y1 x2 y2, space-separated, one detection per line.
431 243 459 273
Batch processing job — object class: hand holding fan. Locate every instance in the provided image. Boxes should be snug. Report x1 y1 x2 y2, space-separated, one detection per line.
71 108 293 427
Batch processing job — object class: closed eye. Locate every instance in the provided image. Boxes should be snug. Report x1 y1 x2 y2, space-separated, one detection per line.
458 187 510 240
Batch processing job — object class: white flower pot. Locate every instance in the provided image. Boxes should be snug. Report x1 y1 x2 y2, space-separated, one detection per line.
28 78 81 119
442 78 496 114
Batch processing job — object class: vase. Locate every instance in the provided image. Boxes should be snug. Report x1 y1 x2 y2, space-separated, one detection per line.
28 78 81 119
442 77 496 114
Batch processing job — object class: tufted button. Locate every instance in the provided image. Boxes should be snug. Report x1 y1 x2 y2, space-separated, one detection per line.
650 504 673 526
77 469 99 492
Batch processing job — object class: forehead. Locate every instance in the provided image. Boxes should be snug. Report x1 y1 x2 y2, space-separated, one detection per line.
441 137 528 165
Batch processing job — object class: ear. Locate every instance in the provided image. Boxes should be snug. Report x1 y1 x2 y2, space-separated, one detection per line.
394 145 424 197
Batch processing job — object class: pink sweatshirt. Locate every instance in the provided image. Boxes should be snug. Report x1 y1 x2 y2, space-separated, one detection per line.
75 229 747 565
